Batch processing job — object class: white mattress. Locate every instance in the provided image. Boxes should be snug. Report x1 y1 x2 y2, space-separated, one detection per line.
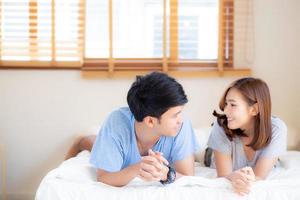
35 150 300 200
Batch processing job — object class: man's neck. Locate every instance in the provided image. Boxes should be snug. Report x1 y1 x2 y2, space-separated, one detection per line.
134 121 160 150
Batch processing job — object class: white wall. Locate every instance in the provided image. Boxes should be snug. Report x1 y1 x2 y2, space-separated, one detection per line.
0 0 299 199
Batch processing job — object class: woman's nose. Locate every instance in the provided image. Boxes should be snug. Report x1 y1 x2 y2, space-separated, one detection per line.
224 106 229 114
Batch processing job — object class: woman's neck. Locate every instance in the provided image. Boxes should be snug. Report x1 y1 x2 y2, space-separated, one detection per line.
241 118 256 137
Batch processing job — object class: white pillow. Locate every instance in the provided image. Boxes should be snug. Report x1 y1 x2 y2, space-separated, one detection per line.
193 127 212 165
279 151 300 169
56 151 97 182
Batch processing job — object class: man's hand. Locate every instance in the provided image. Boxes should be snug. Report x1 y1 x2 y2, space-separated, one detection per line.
138 149 169 181
226 167 255 196
148 149 169 181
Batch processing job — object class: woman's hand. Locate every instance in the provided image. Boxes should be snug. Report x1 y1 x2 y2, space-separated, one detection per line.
226 167 255 195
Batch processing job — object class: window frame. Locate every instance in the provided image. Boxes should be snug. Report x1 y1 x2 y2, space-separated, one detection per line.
0 0 251 77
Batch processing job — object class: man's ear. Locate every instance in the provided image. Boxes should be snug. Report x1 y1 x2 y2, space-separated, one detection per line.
143 116 156 128
251 103 259 116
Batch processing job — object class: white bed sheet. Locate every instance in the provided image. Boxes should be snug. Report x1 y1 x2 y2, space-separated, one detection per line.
35 150 300 200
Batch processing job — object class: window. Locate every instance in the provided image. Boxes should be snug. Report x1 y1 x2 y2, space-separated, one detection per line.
0 0 84 67
0 0 251 76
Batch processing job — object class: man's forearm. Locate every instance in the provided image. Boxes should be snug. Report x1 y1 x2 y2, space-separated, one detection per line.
173 154 195 176
97 163 140 187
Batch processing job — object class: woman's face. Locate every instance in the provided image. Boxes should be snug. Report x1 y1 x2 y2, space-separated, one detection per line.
224 88 257 132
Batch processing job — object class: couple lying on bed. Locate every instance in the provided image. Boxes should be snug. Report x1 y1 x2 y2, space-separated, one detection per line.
65 72 287 196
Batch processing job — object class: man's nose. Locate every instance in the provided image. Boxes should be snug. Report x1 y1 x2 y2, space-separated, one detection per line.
177 115 183 124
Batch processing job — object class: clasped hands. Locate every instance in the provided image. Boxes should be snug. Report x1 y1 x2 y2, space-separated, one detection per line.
227 167 256 196
138 149 169 182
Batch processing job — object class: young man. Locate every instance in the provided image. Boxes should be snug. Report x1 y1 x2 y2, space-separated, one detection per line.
66 72 199 187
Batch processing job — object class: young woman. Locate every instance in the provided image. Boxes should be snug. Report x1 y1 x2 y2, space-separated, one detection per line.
206 77 287 195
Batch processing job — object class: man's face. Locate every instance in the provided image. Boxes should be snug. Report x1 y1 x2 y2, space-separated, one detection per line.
153 105 184 137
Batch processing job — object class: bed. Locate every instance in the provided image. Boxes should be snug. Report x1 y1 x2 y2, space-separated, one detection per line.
35 149 300 200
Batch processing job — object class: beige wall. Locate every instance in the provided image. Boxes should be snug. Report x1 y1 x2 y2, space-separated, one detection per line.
0 0 299 199
252 0 300 148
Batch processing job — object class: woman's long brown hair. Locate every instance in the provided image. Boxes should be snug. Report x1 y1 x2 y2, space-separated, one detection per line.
214 77 272 150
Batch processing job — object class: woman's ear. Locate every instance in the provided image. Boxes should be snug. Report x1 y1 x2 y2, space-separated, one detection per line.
251 103 259 116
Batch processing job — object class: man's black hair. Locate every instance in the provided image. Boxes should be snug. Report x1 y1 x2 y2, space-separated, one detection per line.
127 72 188 122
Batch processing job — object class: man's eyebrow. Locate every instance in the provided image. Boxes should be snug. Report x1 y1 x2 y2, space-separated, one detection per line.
174 110 182 116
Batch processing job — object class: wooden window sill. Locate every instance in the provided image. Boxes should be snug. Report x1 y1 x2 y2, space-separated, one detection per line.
81 68 251 79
